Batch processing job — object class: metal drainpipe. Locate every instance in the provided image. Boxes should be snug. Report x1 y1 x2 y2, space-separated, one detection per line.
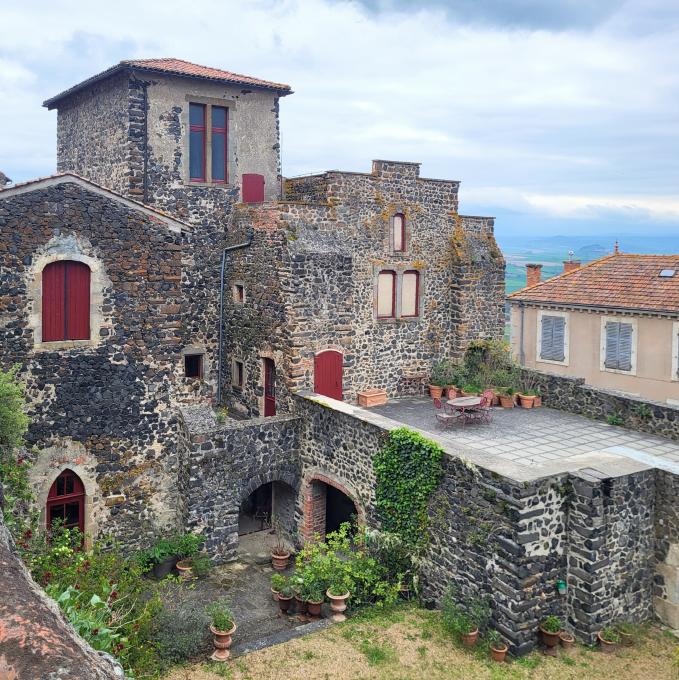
519 301 526 366
217 235 253 405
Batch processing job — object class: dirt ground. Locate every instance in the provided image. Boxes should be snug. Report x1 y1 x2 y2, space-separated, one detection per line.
165 606 679 680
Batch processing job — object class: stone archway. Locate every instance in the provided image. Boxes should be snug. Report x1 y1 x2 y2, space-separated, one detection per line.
302 472 364 541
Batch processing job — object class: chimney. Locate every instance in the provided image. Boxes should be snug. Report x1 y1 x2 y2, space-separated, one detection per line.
563 260 581 273
0 171 11 188
526 264 543 288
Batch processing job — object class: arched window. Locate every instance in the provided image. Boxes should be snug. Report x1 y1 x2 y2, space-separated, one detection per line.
46 469 85 533
377 270 396 318
42 260 91 342
393 213 406 252
402 270 420 317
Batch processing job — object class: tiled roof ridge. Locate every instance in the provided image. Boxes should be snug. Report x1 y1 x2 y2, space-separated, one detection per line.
507 252 617 299
0 172 192 230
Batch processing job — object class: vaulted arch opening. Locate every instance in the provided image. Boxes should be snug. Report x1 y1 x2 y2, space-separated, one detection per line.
46 469 85 534
302 474 362 541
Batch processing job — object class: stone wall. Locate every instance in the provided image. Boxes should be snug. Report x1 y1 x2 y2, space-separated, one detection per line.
0 179 192 547
524 368 679 440
655 470 679 628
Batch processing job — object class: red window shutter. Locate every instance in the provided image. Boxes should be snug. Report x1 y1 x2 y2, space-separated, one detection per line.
242 174 265 203
65 262 90 340
42 261 66 341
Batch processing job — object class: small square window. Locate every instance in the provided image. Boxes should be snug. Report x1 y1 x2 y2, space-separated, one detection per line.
232 360 244 388
233 284 245 303
184 354 203 378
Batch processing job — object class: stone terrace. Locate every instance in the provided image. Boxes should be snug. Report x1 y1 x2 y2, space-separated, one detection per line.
346 396 679 482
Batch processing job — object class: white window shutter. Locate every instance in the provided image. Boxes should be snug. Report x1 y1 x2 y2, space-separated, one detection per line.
618 323 633 371
552 317 565 361
605 321 620 369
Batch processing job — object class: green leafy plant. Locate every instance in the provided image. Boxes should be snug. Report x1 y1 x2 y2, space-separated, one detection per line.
600 626 620 644
607 414 624 426
430 360 457 387
152 593 211 664
542 615 561 633
271 573 287 592
462 384 482 394
635 404 652 420
616 621 635 635
207 599 234 632
373 428 444 552
442 586 490 638
191 552 212 578
486 629 506 649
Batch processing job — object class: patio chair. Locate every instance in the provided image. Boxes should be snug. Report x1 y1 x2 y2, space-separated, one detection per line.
476 391 494 423
433 397 459 429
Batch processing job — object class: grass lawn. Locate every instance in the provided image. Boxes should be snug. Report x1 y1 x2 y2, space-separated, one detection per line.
165 605 678 680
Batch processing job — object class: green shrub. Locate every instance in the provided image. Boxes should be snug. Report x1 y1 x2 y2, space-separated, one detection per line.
136 532 205 570
207 599 235 631
542 615 561 633
442 586 491 638
153 597 211 663
601 626 620 644
271 573 287 592
191 552 212 578
0 365 29 452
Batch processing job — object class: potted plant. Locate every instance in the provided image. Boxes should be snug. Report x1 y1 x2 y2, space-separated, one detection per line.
487 630 508 662
137 538 176 579
442 588 490 649
533 391 542 408
559 630 575 650
540 615 561 652
271 519 291 570
271 573 286 601
429 360 455 399
174 532 206 579
326 574 352 622
518 391 536 409
206 600 236 662
303 580 325 619
498 386 515 408
276 576 294 614
290 573 307 617
461 384 481 397
616 622 634 646
598 626 620 653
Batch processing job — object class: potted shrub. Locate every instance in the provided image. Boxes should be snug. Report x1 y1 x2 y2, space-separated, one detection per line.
326 575 352 622
598 626 620 653
174 533 205 580
191 553 212 579
271 519 291 570
206 600 236 662
276 576 293 614
616 622 634 646
271 573 286 601
137 539 176 579
540 616 561 652
487 630 508 662
429 361 454 399
498 386 515 408
442 587 490 649
518 391 536 409
303 579 325 619
533 391 542 408
290 573 307 616
559 631 575 650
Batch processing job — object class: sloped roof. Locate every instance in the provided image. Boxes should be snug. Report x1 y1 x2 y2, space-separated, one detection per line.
508 253 679 315
44 58 292 109
0 173 191 233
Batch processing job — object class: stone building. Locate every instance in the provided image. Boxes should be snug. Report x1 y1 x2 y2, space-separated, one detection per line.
0 58 503 545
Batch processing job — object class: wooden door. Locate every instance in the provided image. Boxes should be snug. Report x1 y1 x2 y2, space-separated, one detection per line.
264 358 276 416
314 350 343 401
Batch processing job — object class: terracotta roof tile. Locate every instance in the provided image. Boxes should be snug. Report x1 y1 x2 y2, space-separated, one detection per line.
44 58 292 109
508 253 679 314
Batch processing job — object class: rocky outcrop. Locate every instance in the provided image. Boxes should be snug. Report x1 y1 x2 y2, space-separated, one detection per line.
0 494 124 680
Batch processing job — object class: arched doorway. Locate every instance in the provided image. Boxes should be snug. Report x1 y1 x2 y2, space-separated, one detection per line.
303 476 359 540
46 469 85 533
314 350 343 401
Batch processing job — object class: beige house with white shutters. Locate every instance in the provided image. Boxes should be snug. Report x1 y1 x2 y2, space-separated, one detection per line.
508 253 679 404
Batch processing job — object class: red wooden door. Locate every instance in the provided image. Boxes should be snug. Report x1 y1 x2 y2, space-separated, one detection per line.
264 358 276 416
46 469 85 534
242 174 265 203
314 351 343 401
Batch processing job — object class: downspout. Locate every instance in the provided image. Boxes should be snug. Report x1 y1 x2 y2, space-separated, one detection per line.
217 234 253 405
519 301 526 366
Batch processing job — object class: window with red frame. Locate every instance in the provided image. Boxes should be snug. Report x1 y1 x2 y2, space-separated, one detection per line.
42 260 90 342
401 270 420 317
393 213 406 252
46 469 85 534
211 106 228 183
189 103 206 181
377 270 396 318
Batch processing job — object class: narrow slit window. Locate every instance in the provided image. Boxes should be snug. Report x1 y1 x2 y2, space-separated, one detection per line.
189 103 206 182
211 106 228 183
377 271 396 318
393 213 405 252
401 270 420 317
184 353 204 378
232 360 244 388
233 284 245 303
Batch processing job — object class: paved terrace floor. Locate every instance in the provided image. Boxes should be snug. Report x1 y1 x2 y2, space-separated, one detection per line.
359 396 679 482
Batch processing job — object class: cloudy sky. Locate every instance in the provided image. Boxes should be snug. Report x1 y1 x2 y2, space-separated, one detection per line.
1 0 678 241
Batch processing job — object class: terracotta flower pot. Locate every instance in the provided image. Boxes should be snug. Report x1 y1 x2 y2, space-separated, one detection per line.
499 394 514 408
533 395 542 408
277 594 293 614
210 622 236 662
519 394 535 409
271 587 279 601
445 386 458 399
461 629 478 647
429 385 444 399
175 559 193 580
560 631 575 650
597 632 617 653
294 595 307 618
327 589 350 622
490 643 508 662
540 626 561 649
619 630 633 647
306 599 323 619
271 550 290 570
